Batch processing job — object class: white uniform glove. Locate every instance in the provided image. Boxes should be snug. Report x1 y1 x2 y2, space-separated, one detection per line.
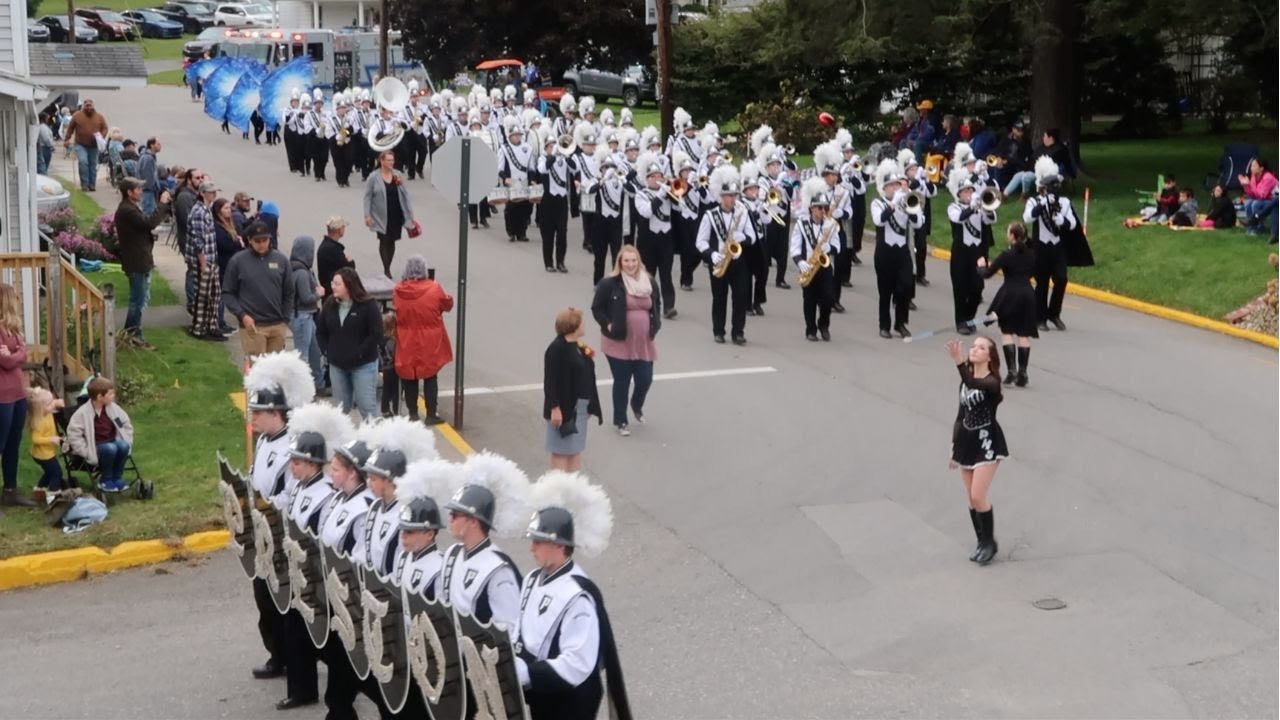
515 657 530 687
892 189 908 206
797 260 811 274
711 251 725 265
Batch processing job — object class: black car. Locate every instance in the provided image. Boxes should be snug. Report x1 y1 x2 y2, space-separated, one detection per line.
36 16 100 43
182 26 227 60
162 0 217 31
150 5 208 33
27 19 51 43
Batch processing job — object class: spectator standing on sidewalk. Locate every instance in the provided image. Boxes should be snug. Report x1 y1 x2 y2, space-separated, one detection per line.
36 114 54 175
317 216 356 294
0 285 33 510
213 198 244 336
138 137 162 215
393 255 453 425
174 168 205 312
232 192 257 236
288 235 326 391
317 267 383 422
223 222 294 358
63 99 108 192
114 177 173 350
186 180 226 340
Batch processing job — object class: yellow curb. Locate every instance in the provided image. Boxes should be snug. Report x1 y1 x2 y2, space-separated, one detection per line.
927 247 1279 349
0 529 230 593
418 398 477 456
229 390 246 412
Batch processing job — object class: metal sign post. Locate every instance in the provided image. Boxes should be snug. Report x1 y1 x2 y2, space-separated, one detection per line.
454 139 470 429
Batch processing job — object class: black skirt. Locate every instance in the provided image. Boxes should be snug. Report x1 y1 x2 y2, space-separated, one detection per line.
988 281 1038 338
952 421 1009 468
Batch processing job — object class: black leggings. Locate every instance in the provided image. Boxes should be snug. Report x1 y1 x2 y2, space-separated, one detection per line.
377 234 398 277
402 375 440 419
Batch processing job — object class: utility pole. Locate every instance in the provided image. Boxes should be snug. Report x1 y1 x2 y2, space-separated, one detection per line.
656 0 673 141
378 0 389 79
67 0 76 44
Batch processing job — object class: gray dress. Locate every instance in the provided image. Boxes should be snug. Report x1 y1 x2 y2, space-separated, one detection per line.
545 397 591 455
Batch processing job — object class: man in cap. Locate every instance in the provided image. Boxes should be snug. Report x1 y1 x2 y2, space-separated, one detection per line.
695 167 755 344
499 123 535 243
231 191 256 235
114 176 172 350
515 474 632 720
903 99 938 159
223 222 294 358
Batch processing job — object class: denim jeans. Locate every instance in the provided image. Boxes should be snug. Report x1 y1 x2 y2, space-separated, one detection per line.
330 361 378 421
1002 171 1036 198
1245 198 1277 230
37 145 52 175
141 190 157 215
605 356 654 427
0 399 27 490
125 270 151 338
35 457 64 490
289 312 325 389
73 144 99 190
96 440 131 483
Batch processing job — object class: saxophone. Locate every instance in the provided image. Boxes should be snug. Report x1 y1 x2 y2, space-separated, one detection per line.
711 207 746 278
337 115 349 146
798 220 837 288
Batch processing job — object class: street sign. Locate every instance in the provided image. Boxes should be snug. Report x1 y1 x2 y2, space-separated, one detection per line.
431 137 499 206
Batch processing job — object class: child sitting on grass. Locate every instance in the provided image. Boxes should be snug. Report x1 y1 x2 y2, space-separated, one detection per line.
66 377 135 492
379 311 399 418
1200 184 1237 229
26 387 65 503
1170 187 1198 227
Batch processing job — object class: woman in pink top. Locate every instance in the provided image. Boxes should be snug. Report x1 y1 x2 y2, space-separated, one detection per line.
0 284 35 509
591 245 663 436
1238 158 1278 235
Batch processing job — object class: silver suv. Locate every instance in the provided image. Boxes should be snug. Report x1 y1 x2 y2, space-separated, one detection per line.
560 66 652 107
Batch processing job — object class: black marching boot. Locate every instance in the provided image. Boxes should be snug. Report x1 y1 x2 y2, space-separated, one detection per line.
1016 346 1030 387
975 508 998 565
968 508 982 562
1002 344 1017 385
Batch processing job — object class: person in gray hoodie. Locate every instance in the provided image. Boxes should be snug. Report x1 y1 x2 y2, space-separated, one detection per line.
288 235 326 390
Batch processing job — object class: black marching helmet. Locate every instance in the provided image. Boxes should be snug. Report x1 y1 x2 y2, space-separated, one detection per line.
248 385 289 411
399 496 444 531
525 506 574 547
362 447 407 481
444 484 496 528
289 431 328 465
335 439 373 477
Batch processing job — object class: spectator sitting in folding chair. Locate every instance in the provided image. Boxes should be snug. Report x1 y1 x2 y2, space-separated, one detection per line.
65 378 135 493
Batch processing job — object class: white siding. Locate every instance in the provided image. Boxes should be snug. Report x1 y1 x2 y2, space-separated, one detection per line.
0 0 14 75
276 2 311 28
276 0 365 28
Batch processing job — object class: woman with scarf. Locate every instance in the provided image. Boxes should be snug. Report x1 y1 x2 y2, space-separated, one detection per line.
591 244 662 436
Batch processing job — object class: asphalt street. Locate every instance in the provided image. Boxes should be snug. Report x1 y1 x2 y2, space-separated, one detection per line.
2 86 1275 719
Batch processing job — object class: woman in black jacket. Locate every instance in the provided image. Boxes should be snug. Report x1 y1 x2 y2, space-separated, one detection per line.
590 245 661 436
543 307 602 471
317 267 384 422
212 198 243 336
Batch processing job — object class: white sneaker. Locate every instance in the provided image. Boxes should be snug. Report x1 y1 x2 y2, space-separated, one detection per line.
616 425 631 437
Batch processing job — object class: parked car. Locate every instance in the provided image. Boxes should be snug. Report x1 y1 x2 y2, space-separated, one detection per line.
36 16 99 43
27 19 50 43
121 9 184 38
75 9 139 41
561 66 649 107
159 0 216 32
35 175 71 214
183 26 229 59
212 2 272 26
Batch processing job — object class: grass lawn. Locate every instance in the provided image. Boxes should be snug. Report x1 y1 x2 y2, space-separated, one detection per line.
924 129 1278 320
148 68 186 86
133 36 187 62
0 327 245 557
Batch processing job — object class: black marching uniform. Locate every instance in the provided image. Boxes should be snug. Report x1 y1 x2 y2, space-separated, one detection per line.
672 179 704 290
948 198 996 330
249 427 291 677
499 136 536 243
761 171 794 287
696 204 755 342
791 216 840 339
828 181 854 310
537 150 572 270
587 166 626 285
635 183 677 314
743 192 770 314
908 170 938 284
279 469 336 706
1023 193 1078 326
872 191 923 335
950 362 1008 469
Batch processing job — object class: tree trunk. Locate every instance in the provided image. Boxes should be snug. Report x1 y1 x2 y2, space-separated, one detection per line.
1029 0 1081 172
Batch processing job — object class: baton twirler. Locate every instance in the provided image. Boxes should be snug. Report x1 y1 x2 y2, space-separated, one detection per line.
903 315 997 343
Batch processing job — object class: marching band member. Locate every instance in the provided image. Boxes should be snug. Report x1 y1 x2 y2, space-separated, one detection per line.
309 90 331 183
523 87 539 111
579 96 599 136
441 451 531 631
348 91 370 181
283 90 304 176
393 458 462 600
537 133 572 272
739 160 771 316
872 159 923 338
815 141 852 313
641 126 670 176
696 165 754 344
619 107 634 130
791 177 840 341
360 418 437 579
758 143 794 289
445 97 468 141
515 472 632 720
633 152 678 319
616 131 642 246
294 90 319 179
600 107 615 133
901 149 938 287
552 94 578 141
242 352 317 684
275 402 353 711
670 150 703 291
838 132 869 268
586 147 626 285
329 93 354 188
500 119 536 243
1024 156 1077 331
398 80 423 179
570 125 600 253
665 107 702 165
945 334 1009 566
465 110 492 230
947 168 997 335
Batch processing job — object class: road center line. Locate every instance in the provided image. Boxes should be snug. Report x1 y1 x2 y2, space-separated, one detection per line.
438 366 779 398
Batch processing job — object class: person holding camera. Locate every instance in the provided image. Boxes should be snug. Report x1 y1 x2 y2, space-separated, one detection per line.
393 255 453 425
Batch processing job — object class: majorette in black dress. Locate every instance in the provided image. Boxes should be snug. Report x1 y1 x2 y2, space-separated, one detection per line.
951 363 1009 468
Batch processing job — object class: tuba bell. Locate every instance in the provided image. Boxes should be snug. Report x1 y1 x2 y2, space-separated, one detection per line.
784 144 796 155
901 190 925 216
980 187 1002 212
368 77 409 153
556 133 576 156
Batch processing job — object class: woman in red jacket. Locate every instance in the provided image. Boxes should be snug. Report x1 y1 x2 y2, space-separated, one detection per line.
393 255 454 425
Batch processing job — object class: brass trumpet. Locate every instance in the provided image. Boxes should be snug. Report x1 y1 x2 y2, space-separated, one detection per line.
698 175 710 188
850 159 863 173
668 177 689 201
979 187 1002 212
784 143 796 155
722 150 734 164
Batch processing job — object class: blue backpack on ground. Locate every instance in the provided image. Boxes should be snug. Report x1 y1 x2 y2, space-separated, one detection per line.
61 497 108 534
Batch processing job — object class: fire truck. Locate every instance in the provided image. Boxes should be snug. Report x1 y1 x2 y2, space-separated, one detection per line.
217 28 432 92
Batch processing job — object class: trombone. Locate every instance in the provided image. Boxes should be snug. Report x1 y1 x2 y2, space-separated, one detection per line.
555 133 576 156
765 187 787 225
979 187 1001 212
667 176 689 202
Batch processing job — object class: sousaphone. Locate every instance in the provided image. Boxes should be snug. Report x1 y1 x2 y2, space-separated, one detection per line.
369 77 409 153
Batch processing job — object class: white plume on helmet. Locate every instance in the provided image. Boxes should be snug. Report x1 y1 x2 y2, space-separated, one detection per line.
672 106 692 131
1034 155 1061 187
749 125 774 157
952 141 975 167
875 158 905 197
640 125 660 149
739 159 760 188
286 403 355 458
710 164 740 195
947 165 974 197
897 147 918 168
619 107 633 125
522 108 542 127
395 458 465 507
573 122 597 148
244 351 316 409
803 176 831 207
362 416 437 465
502 114 520 134
523 87 537 105
529 471 614 557
559 93 577 114
503 84 516 100
578 96 596 116
834 128 853 150
671 149 693 172
758 142 779 165
619 127 640 150
467 108 482 126
290 88 301 101
451 96 468 114
454 451 532 537
636 151 663 178
813 140 843 174
489 87 502 101
593 144 615 168
600 108 615 127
